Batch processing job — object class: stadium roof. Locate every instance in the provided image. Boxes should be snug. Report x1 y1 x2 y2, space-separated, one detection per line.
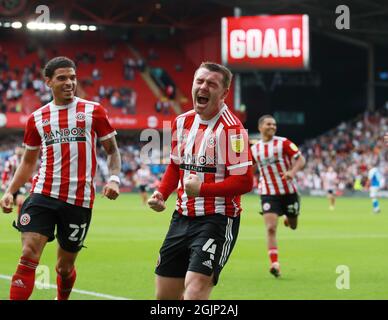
1 0 388 46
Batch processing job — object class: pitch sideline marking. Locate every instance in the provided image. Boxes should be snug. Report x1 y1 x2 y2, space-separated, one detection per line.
0 274 131 300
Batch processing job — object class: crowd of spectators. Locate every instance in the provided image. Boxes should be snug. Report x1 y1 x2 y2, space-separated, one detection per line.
296 107 388 193
0 45 142 115
1 106 388 195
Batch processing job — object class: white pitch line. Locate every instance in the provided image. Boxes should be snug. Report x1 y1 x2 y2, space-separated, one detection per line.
0 274 131 300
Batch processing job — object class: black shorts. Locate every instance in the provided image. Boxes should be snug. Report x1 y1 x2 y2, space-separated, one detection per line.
139 185 147 192
260 194 300 217
155 211 240 285
13 193 92 253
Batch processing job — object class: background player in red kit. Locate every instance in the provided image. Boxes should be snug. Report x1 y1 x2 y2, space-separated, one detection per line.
148 62 253 300
1 146 28 215
251 115 305 278
0 57 121 300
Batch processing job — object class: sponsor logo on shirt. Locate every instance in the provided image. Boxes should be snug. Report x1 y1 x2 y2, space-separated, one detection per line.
44 127 86 145
180 153 217 173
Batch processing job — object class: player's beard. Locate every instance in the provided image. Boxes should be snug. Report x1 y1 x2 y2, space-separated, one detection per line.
60 86 75 104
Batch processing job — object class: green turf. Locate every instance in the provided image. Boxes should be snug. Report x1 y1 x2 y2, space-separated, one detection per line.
1 193 387 300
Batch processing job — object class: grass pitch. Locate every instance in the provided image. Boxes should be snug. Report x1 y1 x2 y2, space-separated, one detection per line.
0 193 387 300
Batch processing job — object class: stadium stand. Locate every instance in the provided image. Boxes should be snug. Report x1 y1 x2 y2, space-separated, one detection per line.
297 108 388 193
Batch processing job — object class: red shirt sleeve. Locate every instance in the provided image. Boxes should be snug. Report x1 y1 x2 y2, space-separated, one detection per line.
169 118 180 164
92 104 117 141
283 139 301 159
23 114 41 150
157 162 180 201
200 168 253 197
199 123 254 197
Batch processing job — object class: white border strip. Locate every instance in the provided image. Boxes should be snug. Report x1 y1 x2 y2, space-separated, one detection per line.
303 14 310 69
221 17 228 65
0 274 131 300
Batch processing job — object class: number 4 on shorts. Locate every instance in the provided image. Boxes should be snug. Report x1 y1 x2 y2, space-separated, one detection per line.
202 238 217 260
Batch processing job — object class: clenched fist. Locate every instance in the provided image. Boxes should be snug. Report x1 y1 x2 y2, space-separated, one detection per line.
147 191 166 212
0 192 14 214
184 174 202 197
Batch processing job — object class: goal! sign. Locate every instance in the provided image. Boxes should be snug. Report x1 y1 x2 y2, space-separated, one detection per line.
221 15 309 70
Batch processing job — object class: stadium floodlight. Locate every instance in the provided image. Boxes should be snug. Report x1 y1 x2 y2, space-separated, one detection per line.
26 21 37 30
55 23 66 31
27 21 67 31
3 22 11 28
88 25 97 31
11 21 23 29
37 23 49 30
70 24 80 31
80 25 88 31
0 22 2 27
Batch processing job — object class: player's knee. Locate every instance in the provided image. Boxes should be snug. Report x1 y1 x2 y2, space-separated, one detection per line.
184 276 212 300
266 225 277 235
22 244 41 261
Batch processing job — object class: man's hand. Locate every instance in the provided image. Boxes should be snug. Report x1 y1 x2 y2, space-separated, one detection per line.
0 192 14 214
184 174 202 197
147 191 166 212
102 181 120 200
280 170 295 181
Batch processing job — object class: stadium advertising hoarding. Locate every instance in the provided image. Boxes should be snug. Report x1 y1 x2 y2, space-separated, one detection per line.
2 113 175 130
221 14 310 70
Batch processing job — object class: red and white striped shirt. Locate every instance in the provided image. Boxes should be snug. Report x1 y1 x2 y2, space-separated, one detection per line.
23 97 116 208
170 104 252 217
1 154 21 187
251 136 300 195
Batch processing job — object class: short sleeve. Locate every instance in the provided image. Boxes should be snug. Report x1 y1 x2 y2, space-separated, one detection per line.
23 114 41 150
283 139 301 159
93 105 117 141
170 118 180 164
226 125 253 175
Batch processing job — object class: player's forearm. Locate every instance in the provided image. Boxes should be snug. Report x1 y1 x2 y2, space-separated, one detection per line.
158 162 180 200
291 155 305 175
200 169 253 197
5 163 35 194
107 151 121 176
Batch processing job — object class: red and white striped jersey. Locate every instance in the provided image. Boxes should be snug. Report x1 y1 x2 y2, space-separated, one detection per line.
251 136 300 195
170 104 252 217
1 154 21 187
23 97 116 208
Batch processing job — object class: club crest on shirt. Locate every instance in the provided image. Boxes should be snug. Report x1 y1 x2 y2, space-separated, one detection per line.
76 112 86 121
206 135 216 148
230 134 244 153
42 119 50 126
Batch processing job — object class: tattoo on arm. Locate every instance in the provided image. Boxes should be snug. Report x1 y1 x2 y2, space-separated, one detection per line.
102 138 121 176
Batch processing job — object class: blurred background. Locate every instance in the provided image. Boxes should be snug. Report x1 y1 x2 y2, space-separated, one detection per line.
1 0 388 198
